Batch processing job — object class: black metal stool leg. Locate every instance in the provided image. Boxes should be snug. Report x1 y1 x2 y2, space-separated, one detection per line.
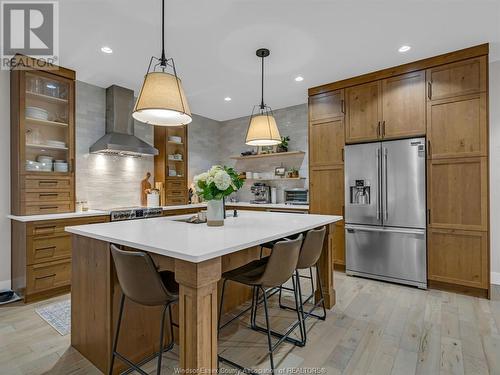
167 304 175 350
293 271 307 345
109 293 125 375
316 266 327 320
218 279 228 335
156 304 168 375
261 287 275 373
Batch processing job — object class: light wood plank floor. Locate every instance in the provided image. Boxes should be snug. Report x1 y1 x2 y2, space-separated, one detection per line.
1 272 500 374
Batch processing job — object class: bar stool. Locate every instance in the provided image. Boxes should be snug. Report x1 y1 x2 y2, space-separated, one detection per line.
109 245 179 375
278 227 327 338
218 235 305 374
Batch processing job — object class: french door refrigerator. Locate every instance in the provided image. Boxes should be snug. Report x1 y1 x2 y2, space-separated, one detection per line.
344 137 427 289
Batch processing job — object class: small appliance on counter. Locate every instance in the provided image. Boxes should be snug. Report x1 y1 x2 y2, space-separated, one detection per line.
250 183 271 204
284 188 309 205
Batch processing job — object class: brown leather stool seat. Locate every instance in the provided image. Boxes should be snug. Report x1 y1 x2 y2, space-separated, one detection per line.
109 245 178 375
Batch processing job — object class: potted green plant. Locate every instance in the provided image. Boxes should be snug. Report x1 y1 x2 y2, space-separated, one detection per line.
277 136 290 153
193 166 243 226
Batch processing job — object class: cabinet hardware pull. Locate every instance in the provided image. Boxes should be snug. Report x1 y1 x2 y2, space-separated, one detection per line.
427 82 432 100
341 147 344 162
35 273 56 280
39 206 58 210
382 121 386 137
35 246 56 252
39 181 57 186
341 99 345 114
39 193 58 197
427 209 431 224
36 225 56 231
427 140 431 157
377 121 381 138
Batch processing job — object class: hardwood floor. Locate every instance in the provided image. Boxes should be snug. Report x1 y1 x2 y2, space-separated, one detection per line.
1 272 500 374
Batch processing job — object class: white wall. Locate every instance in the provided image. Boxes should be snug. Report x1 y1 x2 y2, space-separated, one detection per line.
0 71 11 291
489 60 500 283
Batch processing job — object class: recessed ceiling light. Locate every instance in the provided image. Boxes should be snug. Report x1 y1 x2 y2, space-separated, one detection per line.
224 97 232 102
101 46 113 54
398 45 411 53
294 76 304 82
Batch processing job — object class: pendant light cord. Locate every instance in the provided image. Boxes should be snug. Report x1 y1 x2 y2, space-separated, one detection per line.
260 54 265 110
160 0 166 67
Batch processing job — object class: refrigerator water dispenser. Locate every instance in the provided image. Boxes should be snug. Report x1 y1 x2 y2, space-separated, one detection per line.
349 179 371 205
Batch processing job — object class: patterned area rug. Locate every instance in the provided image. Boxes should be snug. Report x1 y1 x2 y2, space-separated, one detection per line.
35 299 71 336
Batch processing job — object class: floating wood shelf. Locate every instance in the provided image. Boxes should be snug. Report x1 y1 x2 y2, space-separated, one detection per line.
25 117 69 127
231 151 306 160
26 91 69 104
26 143 68 150
245 177 305 181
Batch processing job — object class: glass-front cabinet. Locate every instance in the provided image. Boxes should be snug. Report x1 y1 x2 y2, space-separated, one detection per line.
11 55 76 215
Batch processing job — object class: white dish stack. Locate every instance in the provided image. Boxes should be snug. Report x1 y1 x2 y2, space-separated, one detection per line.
26 106 49 121
25 156 68 172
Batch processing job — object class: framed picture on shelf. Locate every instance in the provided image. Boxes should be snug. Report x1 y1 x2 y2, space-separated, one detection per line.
258 145 277 154
275 166 286 177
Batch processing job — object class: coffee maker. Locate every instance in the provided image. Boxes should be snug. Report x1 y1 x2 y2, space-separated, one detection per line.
250 183 271 204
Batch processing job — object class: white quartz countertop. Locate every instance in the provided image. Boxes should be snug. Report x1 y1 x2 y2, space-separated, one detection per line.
65 211 342 263
7 202 307 222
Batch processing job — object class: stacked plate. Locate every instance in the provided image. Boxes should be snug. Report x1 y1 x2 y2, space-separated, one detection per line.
46 140 66 149
36 156 53 172
26 106 49 121
54 160 68 172
168 136 182 143
25 160 41 172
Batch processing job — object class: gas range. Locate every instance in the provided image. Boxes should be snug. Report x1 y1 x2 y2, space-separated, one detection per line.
109 207 163 222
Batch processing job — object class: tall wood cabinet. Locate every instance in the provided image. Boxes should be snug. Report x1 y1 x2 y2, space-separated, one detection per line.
309 91 346 268
154 126 189 205
11 55 76 215
309 44 490 297
426 56 489 296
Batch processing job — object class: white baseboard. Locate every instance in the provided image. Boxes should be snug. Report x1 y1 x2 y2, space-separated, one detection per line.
0 279 11 291
491 272 500 286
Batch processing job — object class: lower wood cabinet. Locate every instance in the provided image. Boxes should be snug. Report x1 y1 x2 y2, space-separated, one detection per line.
12 215 109 302
428 228 488 290
332 220 345 268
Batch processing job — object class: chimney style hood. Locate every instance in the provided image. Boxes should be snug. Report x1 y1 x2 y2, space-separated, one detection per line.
89 85 159 157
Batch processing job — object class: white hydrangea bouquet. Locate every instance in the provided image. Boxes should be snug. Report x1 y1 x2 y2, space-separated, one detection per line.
194 166 243 226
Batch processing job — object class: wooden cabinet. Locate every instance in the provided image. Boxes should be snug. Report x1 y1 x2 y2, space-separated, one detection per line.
309 90 344 123
309 118 344 166
427 93 487 159
309 165 344 216
11 55 76 215
428 229 488 290
12 215 109 302
427 56 487 101
381 71 426 139
345 81 381 143
154 126 189 205
332 221 345 267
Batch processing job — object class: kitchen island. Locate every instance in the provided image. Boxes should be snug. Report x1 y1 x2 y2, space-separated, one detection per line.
66 211 342 374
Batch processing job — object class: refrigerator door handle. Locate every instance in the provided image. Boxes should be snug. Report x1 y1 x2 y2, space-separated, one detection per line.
384 147 388 221
376 148 380 220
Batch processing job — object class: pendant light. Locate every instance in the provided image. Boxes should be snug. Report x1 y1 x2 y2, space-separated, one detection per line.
132 0 192 126
245 48 281 146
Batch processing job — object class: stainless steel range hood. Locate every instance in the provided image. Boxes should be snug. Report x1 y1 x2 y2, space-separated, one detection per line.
89 85 159 157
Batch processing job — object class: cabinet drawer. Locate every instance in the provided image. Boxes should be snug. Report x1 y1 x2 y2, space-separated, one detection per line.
23 191 72 202
28 216 109 236
25 202 73 215
166 181 185 190
24 177 72 191
27 259 71 294
27 235 71 265
166 196 187 205
166 189 185 197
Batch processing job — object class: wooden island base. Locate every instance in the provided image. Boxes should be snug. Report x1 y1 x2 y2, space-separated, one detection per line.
70 224 335 374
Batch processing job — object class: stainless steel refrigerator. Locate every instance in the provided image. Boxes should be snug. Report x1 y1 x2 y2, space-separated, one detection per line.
344 137 427 289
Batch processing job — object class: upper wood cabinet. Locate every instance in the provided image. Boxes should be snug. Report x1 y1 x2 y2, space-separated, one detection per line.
427 93 487 159
309 118 344 166
11 55 76 216
381 71 426 139
309 90 344 123
427 56 487 101
345 81 381 143
309 165 344 216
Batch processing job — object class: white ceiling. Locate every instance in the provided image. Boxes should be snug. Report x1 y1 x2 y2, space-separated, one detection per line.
60 0 500 121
